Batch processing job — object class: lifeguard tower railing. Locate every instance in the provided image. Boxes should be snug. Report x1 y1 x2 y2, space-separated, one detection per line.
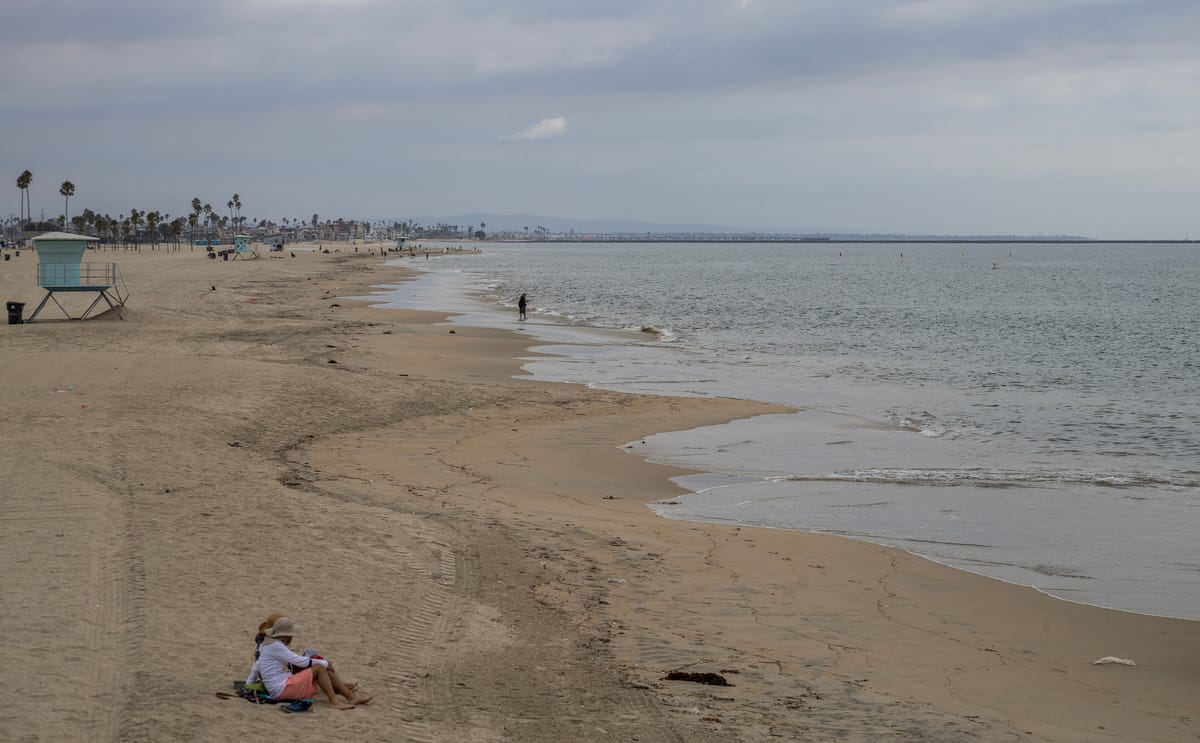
29 262 129 321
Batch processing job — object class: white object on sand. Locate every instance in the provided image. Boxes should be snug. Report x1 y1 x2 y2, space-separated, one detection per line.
1092 656 1136 666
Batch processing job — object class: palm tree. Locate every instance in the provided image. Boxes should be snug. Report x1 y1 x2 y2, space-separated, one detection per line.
79 208 96 236
145 211 160 248
94 214 107 245
129 208 144 247
170 217 184 250
233 194 242 232
17 170 32 225
59 181 75 227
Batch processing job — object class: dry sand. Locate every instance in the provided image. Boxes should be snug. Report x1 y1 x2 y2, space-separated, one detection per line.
1 243 1197 742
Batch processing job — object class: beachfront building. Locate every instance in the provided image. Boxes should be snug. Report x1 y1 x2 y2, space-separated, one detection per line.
327 219 368 242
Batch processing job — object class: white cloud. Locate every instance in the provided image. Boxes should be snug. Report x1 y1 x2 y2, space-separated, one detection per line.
507 117 568 141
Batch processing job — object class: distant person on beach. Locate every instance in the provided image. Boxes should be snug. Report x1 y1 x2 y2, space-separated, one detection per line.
518 293 527 320
245 616 370 710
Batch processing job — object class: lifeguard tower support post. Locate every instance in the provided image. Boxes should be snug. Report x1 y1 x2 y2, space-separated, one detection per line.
28 232 128 321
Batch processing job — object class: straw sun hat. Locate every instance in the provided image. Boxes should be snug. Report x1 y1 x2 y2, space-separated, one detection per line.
257 613 286 634
265 617 302 638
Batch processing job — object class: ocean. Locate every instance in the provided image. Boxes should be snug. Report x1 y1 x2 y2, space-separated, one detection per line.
363 241 1200 619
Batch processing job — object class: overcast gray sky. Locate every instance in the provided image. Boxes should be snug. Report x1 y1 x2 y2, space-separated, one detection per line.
3 0 1198 237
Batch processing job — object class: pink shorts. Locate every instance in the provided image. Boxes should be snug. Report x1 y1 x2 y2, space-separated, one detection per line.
276 668 319 700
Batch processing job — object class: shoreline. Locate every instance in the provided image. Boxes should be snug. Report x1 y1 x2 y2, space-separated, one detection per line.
365 261 1196 622
3 244 1198 741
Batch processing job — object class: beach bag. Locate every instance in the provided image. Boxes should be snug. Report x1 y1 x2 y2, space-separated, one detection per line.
232 679 276 704
215 680 277 704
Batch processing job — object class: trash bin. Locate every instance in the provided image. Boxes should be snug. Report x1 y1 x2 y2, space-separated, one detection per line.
6 301 25 325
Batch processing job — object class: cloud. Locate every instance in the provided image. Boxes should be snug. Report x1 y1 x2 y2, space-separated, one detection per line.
506 117 568 141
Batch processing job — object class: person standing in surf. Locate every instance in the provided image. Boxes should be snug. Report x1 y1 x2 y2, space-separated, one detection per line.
518 293 527 321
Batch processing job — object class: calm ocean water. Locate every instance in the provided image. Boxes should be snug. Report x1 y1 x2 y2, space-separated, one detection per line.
367 242 1200 619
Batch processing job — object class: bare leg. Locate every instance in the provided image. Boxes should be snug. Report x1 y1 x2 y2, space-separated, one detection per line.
328 667 371 705
312 666 356 710
331 672 372 705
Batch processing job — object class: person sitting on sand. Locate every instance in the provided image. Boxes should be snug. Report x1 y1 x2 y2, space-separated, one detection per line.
245 617 370 710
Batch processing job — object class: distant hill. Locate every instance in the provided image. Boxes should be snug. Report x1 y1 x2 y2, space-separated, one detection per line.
379 213 1093 241
400 213 750 235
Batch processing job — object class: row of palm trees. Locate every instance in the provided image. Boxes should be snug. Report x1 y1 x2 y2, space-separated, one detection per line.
14 170 77 227
11 169 489 246
11 171 254 250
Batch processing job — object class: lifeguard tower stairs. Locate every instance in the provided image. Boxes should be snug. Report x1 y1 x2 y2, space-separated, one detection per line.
28 232 129 321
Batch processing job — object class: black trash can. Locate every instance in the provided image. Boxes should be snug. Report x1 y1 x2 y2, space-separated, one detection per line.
6 301 25 325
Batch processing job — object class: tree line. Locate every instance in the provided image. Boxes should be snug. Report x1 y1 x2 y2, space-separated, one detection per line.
9 168 503 248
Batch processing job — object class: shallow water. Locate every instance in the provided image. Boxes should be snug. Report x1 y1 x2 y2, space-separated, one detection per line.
366 242 1200 618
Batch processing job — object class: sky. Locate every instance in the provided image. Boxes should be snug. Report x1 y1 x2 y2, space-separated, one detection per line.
3 0 1199 238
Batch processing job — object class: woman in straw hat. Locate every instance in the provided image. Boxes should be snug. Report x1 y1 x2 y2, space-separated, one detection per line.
245 617 370 710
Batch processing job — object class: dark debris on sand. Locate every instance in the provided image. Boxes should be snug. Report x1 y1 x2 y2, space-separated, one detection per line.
663 671 733 686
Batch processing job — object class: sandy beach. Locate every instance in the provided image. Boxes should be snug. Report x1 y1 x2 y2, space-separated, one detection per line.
2 243 1198 742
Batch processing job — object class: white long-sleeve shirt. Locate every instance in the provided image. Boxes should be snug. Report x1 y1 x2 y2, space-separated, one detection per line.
245 639 329 698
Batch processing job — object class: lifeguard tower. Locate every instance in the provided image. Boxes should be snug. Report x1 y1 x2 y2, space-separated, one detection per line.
27 232 128 321
395 237 406 251
232 235 258 260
